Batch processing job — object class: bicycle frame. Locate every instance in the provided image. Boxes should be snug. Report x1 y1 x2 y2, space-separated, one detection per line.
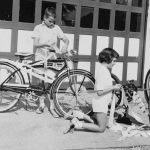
0 50 97 115
0 56 72 95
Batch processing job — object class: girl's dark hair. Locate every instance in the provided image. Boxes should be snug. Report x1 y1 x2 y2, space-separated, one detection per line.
44 7 56 19
98 48 119 64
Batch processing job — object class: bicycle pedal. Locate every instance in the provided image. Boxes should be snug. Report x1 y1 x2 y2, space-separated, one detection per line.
63 124 75 134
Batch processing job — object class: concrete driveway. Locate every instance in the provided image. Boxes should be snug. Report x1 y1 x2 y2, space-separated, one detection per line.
0 92 150 150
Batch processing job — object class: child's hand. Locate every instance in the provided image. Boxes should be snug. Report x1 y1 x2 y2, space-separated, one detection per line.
115 107 125 117
113 84 122 90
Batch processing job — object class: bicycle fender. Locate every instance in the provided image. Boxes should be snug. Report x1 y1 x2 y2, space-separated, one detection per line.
0 58 25 70
0 58 18 67
66 69 94 79
0 58 25 82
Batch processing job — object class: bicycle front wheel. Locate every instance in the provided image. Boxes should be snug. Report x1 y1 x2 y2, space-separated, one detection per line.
144 69 150 104
52 69 95 119
0 61 25 112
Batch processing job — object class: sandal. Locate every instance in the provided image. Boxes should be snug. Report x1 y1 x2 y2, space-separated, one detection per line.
36 107 44 114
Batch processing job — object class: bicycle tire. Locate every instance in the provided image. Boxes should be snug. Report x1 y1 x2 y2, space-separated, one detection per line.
144 69 150 104
52 69 95 119
0 61 25 112
52 69 121 119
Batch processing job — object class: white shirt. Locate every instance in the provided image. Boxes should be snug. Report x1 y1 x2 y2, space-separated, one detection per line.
32 22 65 60
95 63 112 91
92 63 113 113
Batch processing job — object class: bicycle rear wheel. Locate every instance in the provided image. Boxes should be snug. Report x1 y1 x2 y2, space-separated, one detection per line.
0 61 25 112
144 69 150 104
52 69 95 119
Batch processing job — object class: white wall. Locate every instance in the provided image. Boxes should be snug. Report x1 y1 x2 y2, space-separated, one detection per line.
144 5 150 82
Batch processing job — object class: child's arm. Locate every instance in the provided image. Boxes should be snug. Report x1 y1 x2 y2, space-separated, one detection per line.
96 84 121 96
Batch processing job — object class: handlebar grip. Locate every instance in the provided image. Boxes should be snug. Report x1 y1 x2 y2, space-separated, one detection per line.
49 49 56 53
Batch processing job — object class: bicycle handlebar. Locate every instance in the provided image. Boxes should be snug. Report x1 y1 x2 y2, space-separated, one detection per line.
52 49 78 62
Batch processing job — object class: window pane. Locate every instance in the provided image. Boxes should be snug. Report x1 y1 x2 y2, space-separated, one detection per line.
80 6 94 28
132 0 142 7
127 63 138 80
0 29 11 52
128 38 139 57
112 62 123 81
113 37 125 56
116 0 128 5
60 33 74 51
99 0 111 3
130 13 141 32
77 62 91 82
98 8 110 30
62 4 76 27
41 1 56 20
17 30 33 53
96 36 109 55
0 0 13 21
78 35 92 55
19 0 35 23
115 11 126 31
78 62 91 72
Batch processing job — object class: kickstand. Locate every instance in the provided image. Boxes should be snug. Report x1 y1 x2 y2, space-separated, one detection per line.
63 124 75 134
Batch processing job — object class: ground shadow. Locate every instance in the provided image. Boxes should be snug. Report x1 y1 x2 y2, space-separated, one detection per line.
6 95 51 113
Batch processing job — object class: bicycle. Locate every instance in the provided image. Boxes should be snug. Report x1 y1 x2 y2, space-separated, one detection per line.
0 49 120 119
144 70 150 106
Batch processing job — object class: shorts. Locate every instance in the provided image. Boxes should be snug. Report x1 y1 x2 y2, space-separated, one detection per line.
92 94 111 114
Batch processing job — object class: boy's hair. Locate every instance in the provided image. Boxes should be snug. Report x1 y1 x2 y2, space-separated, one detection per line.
44 7 56 19
98 48 119 64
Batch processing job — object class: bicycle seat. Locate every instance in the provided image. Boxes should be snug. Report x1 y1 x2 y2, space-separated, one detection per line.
15 52 34 60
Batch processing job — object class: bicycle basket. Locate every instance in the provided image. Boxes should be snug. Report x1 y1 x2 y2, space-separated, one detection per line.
47 59 65 71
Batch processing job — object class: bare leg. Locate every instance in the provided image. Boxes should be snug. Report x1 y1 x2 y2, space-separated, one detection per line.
35 79 45 114
72 112 108 132
47 94 59 118
82 112 108 132
36 95 45 114
39 95 45 108
83 113 94 123
73 110 93 123
49 98 55 110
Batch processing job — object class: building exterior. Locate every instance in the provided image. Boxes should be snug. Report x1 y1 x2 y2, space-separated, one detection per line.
0 0 148 86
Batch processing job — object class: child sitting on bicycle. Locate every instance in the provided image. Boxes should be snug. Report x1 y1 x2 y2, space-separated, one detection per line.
32 7 69 116
70 48 122 132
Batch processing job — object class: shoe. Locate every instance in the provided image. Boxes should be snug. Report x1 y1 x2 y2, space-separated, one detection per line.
36 107 44 114
71 117 79 124
73 110 84 119
49 109 59 118
63 124 75 134
71 117 83 129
